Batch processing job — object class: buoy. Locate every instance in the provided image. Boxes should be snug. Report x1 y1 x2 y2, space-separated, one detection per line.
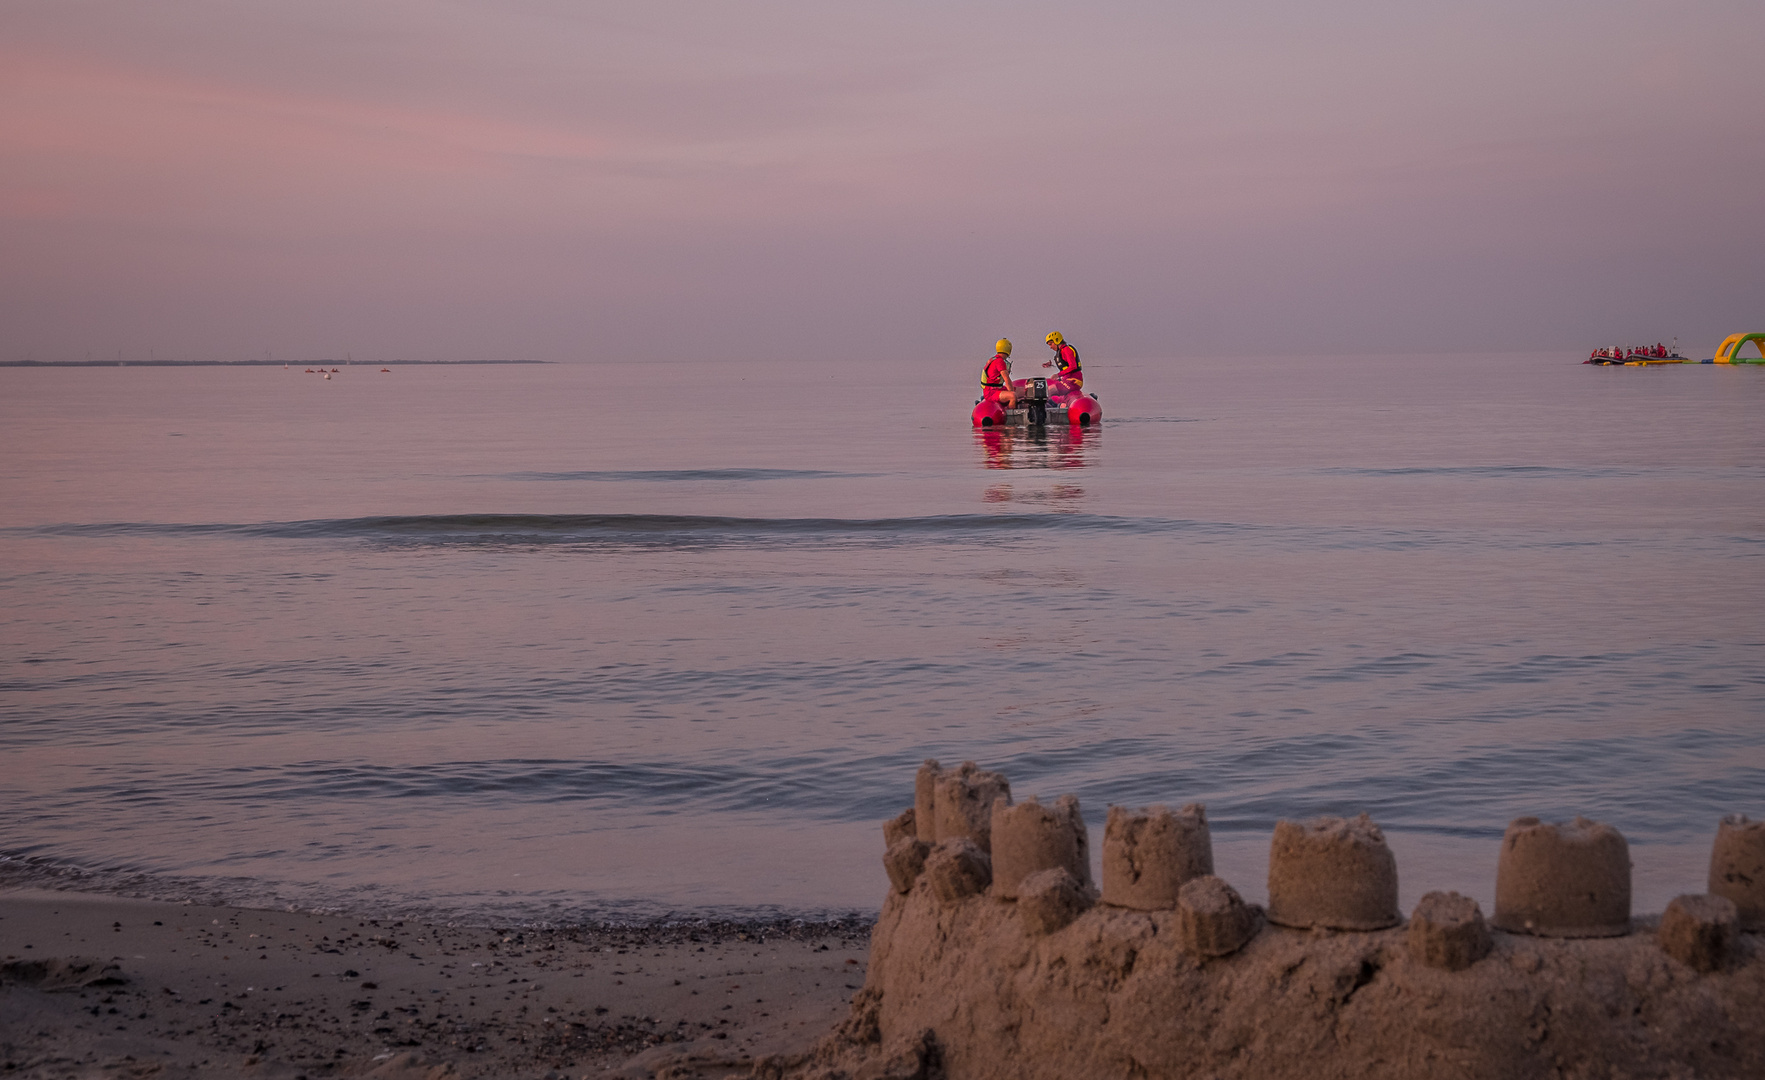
323 372 331 380
972 400 1007 428
1066 395 1101 426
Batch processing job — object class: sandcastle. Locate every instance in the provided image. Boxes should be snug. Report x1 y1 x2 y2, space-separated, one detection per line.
818 759 1764 1080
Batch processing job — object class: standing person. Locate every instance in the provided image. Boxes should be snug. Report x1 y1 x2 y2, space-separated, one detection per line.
982 338 1017 408
1043 331 1083 401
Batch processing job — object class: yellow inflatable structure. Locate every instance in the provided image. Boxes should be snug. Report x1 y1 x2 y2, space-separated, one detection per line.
1712 332 1765 364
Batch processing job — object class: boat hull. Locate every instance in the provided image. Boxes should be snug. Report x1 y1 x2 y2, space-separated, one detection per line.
973 398 1103 427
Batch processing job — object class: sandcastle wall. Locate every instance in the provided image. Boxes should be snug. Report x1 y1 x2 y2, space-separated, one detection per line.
841 764 1764 1080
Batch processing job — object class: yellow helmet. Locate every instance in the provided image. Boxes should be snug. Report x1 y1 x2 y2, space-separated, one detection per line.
995 338 1012 356
1045 331 1064 347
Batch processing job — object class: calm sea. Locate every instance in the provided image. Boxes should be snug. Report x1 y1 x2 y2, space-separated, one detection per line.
1 354 1760 923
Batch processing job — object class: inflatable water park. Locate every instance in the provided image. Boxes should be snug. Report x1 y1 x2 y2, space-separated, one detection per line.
1585 332 1765 366
971 333 1103 428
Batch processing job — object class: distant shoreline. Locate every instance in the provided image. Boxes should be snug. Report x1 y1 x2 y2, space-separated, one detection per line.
0 359 551 367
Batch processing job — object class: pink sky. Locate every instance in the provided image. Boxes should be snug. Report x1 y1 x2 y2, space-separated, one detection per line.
2 0 1760 362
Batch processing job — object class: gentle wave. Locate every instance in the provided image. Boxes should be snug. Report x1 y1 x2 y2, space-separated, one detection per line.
478 468 872 483
26 512 1155 540
0 853 873 926
1317 464 1765 481
3 511 1659 553
4 644 1741 735
1099 416 1209 425
17 513 1237 552
24 730 1757 844
1048 733 1761 843
64 755 916 823
1321 465 1641 480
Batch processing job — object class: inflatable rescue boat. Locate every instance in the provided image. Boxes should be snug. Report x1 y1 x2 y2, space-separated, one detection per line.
971 377 1102 428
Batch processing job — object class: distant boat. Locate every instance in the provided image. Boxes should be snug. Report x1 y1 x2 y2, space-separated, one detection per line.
1585 343 1686 366
381 368 391 373
1586 334 1765 365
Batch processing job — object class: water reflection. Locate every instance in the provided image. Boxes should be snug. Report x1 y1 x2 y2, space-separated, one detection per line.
982 482 1086 506
975 425 1095 508
973 424 1097 471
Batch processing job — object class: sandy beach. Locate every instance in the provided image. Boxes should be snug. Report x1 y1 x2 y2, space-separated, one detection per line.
0 889 869 1079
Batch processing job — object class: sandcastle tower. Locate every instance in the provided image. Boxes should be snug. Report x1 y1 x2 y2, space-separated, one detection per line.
914 759 1011 852
1175 875 1259 957
1407 891 1492 970
1658 893 1740 973
1493 816 1631 937
1266 814 1400 930
1709 813 1764 931
989 795 1090 900
1101 803 1213 910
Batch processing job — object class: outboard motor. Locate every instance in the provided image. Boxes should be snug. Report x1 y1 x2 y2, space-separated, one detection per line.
1026 377 1049 426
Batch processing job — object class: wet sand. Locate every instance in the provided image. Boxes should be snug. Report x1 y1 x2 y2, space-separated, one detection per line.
0 889 869 1079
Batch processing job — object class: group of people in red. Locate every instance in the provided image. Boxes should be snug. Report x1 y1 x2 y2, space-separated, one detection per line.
981 331 1084 407
1587 343 1673 363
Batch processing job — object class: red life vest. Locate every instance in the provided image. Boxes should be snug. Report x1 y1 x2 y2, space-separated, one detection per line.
981 353 1011 389
1054 343 1081 377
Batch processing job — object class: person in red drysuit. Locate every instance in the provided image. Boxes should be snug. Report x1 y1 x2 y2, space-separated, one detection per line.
1043 331 1083 401
982 338 1016 408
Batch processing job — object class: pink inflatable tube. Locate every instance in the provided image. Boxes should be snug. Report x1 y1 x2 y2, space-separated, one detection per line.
1065 395 1101 426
